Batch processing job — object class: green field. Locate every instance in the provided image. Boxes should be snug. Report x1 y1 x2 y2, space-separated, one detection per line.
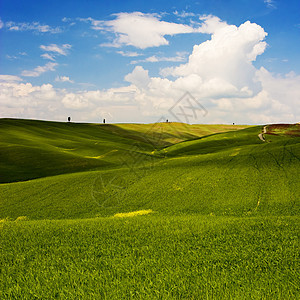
0 119 299 299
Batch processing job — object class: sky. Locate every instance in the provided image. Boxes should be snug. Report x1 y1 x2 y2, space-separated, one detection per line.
0 0 299 124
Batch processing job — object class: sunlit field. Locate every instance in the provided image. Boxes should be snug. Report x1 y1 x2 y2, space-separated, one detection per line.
1 119 299 299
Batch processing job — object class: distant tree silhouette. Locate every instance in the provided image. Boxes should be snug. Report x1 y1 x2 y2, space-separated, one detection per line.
68 116 71 122
166 119 168 123
103 118 106 124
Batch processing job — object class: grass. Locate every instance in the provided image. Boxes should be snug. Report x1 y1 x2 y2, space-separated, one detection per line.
0 118 249 183
0 118 299 299
1 125 299 220
1 215 299 299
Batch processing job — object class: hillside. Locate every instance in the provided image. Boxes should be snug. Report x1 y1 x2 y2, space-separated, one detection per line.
1 119 299 299
0 119 299 220
0 118 249 183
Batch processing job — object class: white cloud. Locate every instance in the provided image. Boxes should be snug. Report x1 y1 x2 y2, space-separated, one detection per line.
197 15 228 34
118 19 298 124
256 67 300 115
1 67 299 124
130 52 188 64
6 52 27 60
62 85 137 111
85 12 200 49
117 51 142 57
62 93 91 109
61 17 76 26
0 81 59 117
62 17 71 22
5 21 61 33
264 0 276 8
55 76 74 83
5 52 27 60
160 21 267 97
21 62 58 77
0 16 299 125
41 53 56 61
0 75 23 82
0 19 3 29
174 11 196 18
40 44 72 56
0 75 138 121
6 55 18 60
77 17 106 33
124 66 151 89
81 13 236 49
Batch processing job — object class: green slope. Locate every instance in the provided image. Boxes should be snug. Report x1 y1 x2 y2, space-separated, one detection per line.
0 118 249 183
0 121 299 220
1 119 299 299
0 119 149 183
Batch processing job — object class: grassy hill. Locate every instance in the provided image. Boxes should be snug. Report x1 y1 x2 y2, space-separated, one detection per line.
0 121 298 220
0 119 299 299
0 118 248 183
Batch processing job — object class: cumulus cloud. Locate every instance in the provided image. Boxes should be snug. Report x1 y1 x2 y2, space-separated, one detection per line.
0 75 140 121
83 12 200 49
62 85 137 110
40 44 72 56
118 19 298 124
160 21 267 98
0 19 3 29
124 66 151 89
0 16 299 124
85 13 232 49
62 93 91 109
21 62 58 77
55 76 74 83
1 68 299 124
197 15 228 34
5 21 61 33
0 81 60 120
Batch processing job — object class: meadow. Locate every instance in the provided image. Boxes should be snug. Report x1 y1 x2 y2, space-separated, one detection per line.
0 119 299 299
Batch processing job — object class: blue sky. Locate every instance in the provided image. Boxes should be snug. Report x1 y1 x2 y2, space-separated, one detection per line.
0 0 299 124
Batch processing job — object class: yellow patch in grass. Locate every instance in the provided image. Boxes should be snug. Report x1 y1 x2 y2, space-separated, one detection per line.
230 148 241 156
113 209 153 218
15 216 29 221
86 150 118 159
173 184 183 191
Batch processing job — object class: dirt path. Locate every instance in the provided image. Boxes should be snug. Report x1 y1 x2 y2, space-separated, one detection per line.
258 125 267 142
263 126 267 134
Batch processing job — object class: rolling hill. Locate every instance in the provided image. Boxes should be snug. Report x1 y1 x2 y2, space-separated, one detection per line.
0 119 299 299
0 118 249 183
0 120 299 219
